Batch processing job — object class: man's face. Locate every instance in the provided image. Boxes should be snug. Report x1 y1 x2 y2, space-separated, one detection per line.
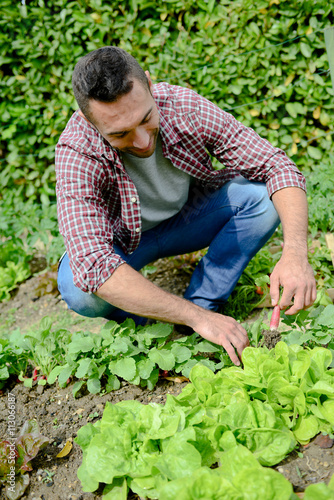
87 76 160 158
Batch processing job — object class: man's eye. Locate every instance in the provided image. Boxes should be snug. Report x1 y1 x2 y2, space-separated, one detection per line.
143 114 151 124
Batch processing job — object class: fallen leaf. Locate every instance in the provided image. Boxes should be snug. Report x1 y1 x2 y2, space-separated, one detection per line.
56 438 73 458
165 376 189 383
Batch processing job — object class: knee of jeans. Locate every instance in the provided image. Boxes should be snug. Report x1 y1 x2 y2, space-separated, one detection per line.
58 274 113 318
241 183 280 227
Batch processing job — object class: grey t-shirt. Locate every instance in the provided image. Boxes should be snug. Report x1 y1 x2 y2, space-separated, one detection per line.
122 135 192 231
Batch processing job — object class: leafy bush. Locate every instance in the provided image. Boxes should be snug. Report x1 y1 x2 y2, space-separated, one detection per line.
0 0 333 203
306 154 334 236
0 190 65 301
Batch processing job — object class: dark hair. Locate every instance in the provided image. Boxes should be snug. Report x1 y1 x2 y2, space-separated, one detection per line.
72 46 149 121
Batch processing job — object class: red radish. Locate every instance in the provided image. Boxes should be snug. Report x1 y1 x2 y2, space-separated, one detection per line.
270 305 280 331
255 286 264 295
32 367 39 381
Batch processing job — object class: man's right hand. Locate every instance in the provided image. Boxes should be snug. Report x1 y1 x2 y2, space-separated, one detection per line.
190 310 249 366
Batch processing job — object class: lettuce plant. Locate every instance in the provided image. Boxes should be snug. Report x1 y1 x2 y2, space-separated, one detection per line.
75 342 334 499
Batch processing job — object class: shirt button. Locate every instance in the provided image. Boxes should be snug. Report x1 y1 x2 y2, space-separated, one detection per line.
135 228 140 233
131 197 137 203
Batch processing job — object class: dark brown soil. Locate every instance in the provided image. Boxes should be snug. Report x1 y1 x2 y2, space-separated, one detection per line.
1 258 333 499
260 328 282 349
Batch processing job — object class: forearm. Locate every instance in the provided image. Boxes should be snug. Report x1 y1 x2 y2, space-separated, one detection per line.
271 186 309 256
96 262 205 328
270 186 316 312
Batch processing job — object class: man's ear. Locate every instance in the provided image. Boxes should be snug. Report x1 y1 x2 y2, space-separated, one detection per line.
145 70 153 89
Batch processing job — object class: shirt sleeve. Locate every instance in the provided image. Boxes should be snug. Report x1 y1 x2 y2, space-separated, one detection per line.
195 92 306 197
56 143 125 293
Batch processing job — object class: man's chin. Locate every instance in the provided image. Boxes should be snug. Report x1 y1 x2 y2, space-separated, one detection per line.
124 140 157 158
127 148 155 158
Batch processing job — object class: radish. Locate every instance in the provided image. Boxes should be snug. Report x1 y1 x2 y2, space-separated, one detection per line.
32 367 39 381
270 305 280 331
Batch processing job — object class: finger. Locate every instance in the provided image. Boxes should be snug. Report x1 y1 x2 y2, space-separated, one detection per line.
311 283 317 303
284 289 306 314
230 328 250 360
279 284 296 310
304 285 316 308
223 341 241 366
220 332 246 366
230 327 250 354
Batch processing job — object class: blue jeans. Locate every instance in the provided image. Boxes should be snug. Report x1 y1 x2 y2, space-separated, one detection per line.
58 177 280 324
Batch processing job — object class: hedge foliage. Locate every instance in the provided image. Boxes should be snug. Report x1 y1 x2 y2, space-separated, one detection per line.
1 0 333 204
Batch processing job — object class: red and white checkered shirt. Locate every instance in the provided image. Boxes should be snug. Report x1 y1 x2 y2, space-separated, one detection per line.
56 82 306 292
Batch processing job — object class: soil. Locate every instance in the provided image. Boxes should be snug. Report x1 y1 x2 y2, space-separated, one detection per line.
0 258 333 500
260 328 282 350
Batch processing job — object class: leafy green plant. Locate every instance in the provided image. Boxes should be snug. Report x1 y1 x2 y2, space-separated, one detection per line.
0 420 50 500
0 241 31 302
0 317 71 388
47 319 230 397
159 446 294 500
308 240 334 290
0 332 30 389
279 304 334 358
75 340 334 498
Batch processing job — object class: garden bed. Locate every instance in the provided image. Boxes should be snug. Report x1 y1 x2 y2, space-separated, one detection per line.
1 257 334 500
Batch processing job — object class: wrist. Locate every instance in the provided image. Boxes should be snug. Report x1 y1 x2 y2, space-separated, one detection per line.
282 240 308 258
184 304 214 332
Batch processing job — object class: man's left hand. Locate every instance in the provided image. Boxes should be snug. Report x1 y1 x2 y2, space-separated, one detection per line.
270 249 317 314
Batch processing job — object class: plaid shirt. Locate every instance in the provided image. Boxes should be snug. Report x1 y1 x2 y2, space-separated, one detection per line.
56 82 306 293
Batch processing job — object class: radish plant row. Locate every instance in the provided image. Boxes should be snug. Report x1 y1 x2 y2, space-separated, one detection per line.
1 304 334 396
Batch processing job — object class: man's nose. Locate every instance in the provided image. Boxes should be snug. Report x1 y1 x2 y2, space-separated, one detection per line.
132 127 150 149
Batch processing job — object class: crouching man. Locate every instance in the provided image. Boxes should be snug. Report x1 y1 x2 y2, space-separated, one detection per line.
56 46 316 365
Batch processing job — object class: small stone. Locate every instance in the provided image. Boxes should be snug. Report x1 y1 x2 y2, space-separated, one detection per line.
314 434 334 449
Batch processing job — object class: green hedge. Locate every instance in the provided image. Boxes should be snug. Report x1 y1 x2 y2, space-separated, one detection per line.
0 0 333 204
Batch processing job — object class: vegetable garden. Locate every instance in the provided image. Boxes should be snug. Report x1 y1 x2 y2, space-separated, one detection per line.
1 0 334 499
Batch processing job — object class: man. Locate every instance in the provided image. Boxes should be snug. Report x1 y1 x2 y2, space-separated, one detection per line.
56 46 316 366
